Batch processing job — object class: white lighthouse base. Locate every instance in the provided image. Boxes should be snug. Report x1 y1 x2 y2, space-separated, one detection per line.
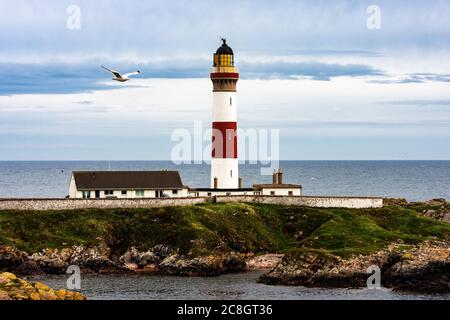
211 158 239 189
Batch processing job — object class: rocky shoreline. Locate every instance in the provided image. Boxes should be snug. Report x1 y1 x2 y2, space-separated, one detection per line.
0 243 279 277
259 240 450 293
1 240 448 294
0 272 86 300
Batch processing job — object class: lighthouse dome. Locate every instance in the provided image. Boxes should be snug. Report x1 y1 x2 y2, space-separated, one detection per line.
216 38 234 55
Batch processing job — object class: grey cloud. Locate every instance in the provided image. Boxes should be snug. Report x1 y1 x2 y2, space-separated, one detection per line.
75 100 94 105
381 100 450 106
0 59 385 95
368 73 450 84
239 61 383 80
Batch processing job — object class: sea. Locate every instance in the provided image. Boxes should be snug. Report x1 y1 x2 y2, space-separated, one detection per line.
0 160 448 200
3 160 450 300
31 271 449 300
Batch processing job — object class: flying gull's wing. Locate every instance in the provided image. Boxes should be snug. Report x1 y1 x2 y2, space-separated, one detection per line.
101 65 122 78
122 70 141 78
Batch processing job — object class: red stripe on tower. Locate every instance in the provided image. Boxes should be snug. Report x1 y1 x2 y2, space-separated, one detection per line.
212 122 237 158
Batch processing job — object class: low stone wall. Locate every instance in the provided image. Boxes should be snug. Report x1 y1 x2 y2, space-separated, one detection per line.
0 197 205 211
0 195 383 210
216 195 383 209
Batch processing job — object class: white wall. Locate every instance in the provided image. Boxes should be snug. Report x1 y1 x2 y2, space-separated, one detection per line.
0 196 384 210
211 158 239 189
190 190 256 197
212 91 237 122
69 175 77 198
217 195 384 209
260 188 302 196
70 188 189 199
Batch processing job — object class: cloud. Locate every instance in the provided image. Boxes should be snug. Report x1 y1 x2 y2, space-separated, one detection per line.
0 62 152 95
382 99 450 106
368 73 450 84
0 59 385 95
240 61 383 80
75 100 94 105
2 0 450 58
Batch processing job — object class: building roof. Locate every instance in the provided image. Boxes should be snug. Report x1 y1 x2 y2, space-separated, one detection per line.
216 38 234 55
189 188 254 192
253 183 302 189
72 171 185 190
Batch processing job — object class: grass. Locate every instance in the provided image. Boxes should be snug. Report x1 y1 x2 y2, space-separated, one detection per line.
0 203 448 258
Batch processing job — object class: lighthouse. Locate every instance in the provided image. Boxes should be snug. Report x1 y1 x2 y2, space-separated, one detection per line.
210 39 239 189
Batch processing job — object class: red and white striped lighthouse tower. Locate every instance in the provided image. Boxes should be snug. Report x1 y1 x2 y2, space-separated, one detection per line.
210 39 239 189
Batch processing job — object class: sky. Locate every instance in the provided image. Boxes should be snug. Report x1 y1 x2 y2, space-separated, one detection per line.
0 0 449 160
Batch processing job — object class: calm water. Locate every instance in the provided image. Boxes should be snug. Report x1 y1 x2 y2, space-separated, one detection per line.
0 161 448 201
30 271 449 300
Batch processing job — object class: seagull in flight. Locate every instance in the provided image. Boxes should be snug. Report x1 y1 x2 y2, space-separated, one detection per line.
101 65 141 82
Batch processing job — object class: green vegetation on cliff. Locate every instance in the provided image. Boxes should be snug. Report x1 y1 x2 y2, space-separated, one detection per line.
0 203 448 258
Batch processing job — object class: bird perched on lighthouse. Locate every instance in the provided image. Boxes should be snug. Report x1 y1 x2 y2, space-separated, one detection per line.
210 38 239 189
101 65 141 82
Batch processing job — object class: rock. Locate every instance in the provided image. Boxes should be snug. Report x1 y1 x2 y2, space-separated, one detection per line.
423 210 450 223
31 248 71 274
118 246 141 265
259 252 341 287
0 290 11 300
246 254 284 270
223 252 247 272
386 261 450 293
138 251 159 267
159 252 247 276
70 244 129 274
0 272 86 300
259 240 450 293
15 260 43 275
29 244 127 274
384 198 408 206
119 245 175 271
152 244 175 261
424 198 447 206
0 245 28 272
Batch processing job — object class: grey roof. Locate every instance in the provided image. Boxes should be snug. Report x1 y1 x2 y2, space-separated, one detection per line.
188 188 254 192
253 183 302 189
73 171 185 190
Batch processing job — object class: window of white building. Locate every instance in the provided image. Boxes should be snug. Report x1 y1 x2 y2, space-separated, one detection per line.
136 190 145 197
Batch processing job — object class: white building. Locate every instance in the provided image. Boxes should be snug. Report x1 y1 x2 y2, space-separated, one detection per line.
69 169 302 199
189 169 302 197
69 171 189 199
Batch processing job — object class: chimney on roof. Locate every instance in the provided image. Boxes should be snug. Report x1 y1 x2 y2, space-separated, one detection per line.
238 177 243 189
277 168 283 185
213 177 218 189
272 169 278 184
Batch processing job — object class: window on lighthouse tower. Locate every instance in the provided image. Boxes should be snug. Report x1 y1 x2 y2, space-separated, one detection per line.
230 97 232 106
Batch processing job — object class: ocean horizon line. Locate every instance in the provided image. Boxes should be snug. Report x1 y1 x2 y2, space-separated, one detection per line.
0 159 449 162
